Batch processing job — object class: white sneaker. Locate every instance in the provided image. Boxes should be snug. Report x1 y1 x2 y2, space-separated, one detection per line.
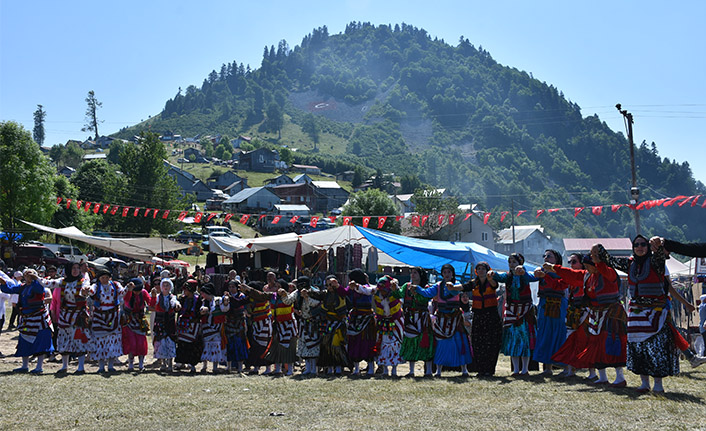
689 355 706 368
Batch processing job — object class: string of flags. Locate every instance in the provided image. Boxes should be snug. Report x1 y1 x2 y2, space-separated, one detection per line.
54 194 704 229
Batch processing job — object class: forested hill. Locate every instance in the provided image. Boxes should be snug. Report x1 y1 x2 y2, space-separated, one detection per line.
114 22 705 242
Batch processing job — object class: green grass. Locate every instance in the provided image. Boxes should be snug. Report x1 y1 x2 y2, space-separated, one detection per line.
0 348 704 431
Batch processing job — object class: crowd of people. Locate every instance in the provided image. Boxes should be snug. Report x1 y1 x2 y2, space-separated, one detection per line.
0 235 705 395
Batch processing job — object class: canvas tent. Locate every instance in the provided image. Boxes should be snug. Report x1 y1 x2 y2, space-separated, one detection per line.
21 220 188 261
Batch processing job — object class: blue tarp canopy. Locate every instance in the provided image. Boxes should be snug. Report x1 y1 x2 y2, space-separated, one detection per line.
0 232 23 240
356 226 525 280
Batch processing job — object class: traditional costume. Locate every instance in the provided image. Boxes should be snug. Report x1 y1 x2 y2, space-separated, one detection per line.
343 269 377 374
121 278 152 371
175 279 203 371
464 266 502 376
373 275 404 375
89 272 124 371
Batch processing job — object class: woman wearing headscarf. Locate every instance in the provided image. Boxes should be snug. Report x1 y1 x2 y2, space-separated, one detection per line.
175 279 204 374
242 281 274 374
415 263 473 377
342 268 377 376
556 253 591 378
463 262 502 376
295 276 323 376
612 235 683 393
398 267 434 377
47 262 92 374
150 278 180 372
532 250 570 376
0 269 54 373
121 278 153 372
546 245 627 387
223 279 250 373
199 282 230 373
372 275 404 377
489 253 538 376
88 268 125 373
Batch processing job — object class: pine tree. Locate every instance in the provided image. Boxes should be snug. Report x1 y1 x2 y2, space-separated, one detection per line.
33 104 46 146
82 90 102 140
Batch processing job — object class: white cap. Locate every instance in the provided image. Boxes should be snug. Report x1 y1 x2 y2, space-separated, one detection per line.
160 270 170 279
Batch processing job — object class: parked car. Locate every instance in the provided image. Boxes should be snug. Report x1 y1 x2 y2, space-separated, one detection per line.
205 226 241 238
168 230 206 243
43 243 90 263
13 244 70 267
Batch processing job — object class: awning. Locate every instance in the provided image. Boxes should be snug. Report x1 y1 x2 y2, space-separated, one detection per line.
21 220 188 261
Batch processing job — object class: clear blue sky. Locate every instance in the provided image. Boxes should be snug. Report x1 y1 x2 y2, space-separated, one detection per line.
2 1 705 186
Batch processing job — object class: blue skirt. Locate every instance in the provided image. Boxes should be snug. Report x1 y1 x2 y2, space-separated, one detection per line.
434 331 472 367
502 322 531 357
532 297 568 364
16 328 54 357
226 334 249 362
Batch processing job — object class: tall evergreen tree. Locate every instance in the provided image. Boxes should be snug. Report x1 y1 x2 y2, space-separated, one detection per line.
33 104 46 146
82 90 102 140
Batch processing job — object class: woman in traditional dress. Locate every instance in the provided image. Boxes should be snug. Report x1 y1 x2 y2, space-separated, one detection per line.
175 279 203 374
0 269 54 373
556 253 591 378
415 263 473 377
50 262 91 374
242 281 274 374
548 244 627 387
398 267 434 377
489 253 537 376
463 262 502 376
295 276 322 376
372 275 404 377
89 268 125 373
613 235 682 393
199 282 230 373
532 250 569 376
151 278 180 372
306 275 351 375
121 278 152 372
343 269 377 376
264 279 300 375
224 279 250 373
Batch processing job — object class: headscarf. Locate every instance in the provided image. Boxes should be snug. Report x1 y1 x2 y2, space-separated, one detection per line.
200 282 215 296
377 275 394 296
348 268 367 285
440 263 456 282
631 235 651 266
509 253 525 266
544 249 563 266
411 267 428 287
64 262 81 283
184 278 199 292
296 276 311 290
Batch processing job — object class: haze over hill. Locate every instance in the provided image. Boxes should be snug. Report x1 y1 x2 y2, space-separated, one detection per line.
114 22 706 243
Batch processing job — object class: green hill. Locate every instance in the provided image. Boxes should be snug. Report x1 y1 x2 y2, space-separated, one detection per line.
114 22 705 242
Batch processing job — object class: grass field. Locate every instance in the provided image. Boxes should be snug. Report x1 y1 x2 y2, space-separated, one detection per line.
0 328 704 431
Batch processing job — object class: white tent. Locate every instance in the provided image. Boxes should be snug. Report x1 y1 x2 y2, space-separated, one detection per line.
666 257 691 275
209 226 407 267
21 220 188 261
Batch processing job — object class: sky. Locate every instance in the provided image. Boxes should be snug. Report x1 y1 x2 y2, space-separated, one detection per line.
2 1 705 185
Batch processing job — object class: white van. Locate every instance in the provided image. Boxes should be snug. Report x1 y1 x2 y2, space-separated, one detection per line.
44 243 90 263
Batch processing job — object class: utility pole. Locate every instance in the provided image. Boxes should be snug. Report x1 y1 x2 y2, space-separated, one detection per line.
616 104 641 236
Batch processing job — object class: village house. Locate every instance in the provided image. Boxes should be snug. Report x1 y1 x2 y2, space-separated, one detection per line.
237 148 279 173
429 211 494 249
494 225 561 265
264 174 294 188
311 181 350 212
207 171 247 190
272 182 321 211
259 204 311 234
291 164 322 176
164 161 214 201
222 187 281 212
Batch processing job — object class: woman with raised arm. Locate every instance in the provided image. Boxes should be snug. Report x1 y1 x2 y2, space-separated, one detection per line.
175 279 203 374
463 262 502 376
547 245 627 387
121 278 153 372
342 269 377 376
489 253 537 376
398 267 434 377
373 275 404 377
89 268 125 374
306 275 351 375
415 263 472 377
556 253 592 379
198 282 230 373
295 276 323 376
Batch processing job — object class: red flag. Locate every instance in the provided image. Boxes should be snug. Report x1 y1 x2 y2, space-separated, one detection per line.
152 210 159 219
548 208 560 213
310 216 319 227
343 216 352 226
536 209 545 218
56 197 62 205
272 215 282 224
102 204 110 214
691 196 701 207
207 213 217 222
703 199 706 208
517 210 527 217
329 216 337 223
66 199 72 209
122 207 130 217
258 214 266 222
483 213 491 224
84 202 91 212
411 215 420 227
133 207 140 217
574 207 584 217
240 214 250 224
162 210 170 219
144 208 152 217
592 206 603 215
289 215 300 224
664 196 687 207
177 211 187 221
635 202 647 210
362 216 371 228
224 213 233 223
448 214 456 225
611 204 622 212
194 212 203 223
76 200 82 209
463 213 471 222
110 206 119 215
500 211 509 222
421 215 429 227
437 214 445 225
377 216 387 229
395 215 403 222
678 196 696 207
93 203 101 214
